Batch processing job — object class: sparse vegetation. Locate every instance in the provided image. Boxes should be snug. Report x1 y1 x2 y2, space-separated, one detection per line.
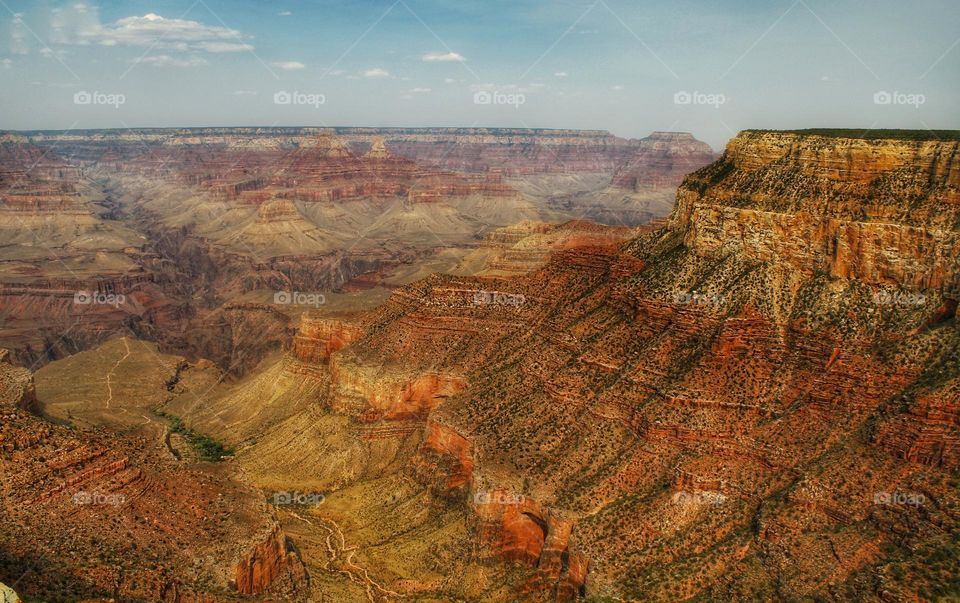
155 410 233 462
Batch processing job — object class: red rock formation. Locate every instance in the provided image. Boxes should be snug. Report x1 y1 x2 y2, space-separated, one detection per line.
417 419 474 491
233 524 306 595
473 490 588 598
292 316 363 364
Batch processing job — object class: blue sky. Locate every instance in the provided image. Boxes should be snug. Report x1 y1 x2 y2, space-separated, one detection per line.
1 0 958 148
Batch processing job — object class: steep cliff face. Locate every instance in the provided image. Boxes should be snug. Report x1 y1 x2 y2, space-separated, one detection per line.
292 316 363 364
233 524 306 595
673 130 960 289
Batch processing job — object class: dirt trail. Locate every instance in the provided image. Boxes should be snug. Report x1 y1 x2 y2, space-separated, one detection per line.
104 338 132 408
286 510 404 602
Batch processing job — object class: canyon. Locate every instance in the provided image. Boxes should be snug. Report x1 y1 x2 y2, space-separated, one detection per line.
1 128 958 601
0 128 713 372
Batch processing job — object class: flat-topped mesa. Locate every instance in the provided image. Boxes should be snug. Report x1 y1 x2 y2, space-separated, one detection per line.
611 131 717 189
256 198 301 223
0 141 87 216
0 141 82 185
364 136 391 160
26 127 709 177
671 129 960 290
300 131 354 157
0 132 28 144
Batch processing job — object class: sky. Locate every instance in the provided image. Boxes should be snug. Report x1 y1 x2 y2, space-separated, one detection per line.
0 0 957 149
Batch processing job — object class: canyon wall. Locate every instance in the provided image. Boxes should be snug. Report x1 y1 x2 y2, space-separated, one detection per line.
673 130 960 290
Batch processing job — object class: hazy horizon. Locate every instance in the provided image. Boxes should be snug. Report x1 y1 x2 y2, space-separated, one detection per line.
2 0 958 150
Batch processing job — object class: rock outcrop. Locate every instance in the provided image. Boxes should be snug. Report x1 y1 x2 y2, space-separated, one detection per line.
673 130 960 289
233 525 306 595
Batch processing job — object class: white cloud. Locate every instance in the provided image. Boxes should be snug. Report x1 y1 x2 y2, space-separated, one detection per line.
410 87 431 93
1 58 12 69
471 82 533 93
278 11 292 16
422 51 465 62
232 90 258 95
39 47 70 59
132 54 208 68
11 13 30 54
46 8 254 53
554 71 568 77
271 60 305 70
611 84 624 90
444 78 457 84
363 67 389 78
195 41 254 53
